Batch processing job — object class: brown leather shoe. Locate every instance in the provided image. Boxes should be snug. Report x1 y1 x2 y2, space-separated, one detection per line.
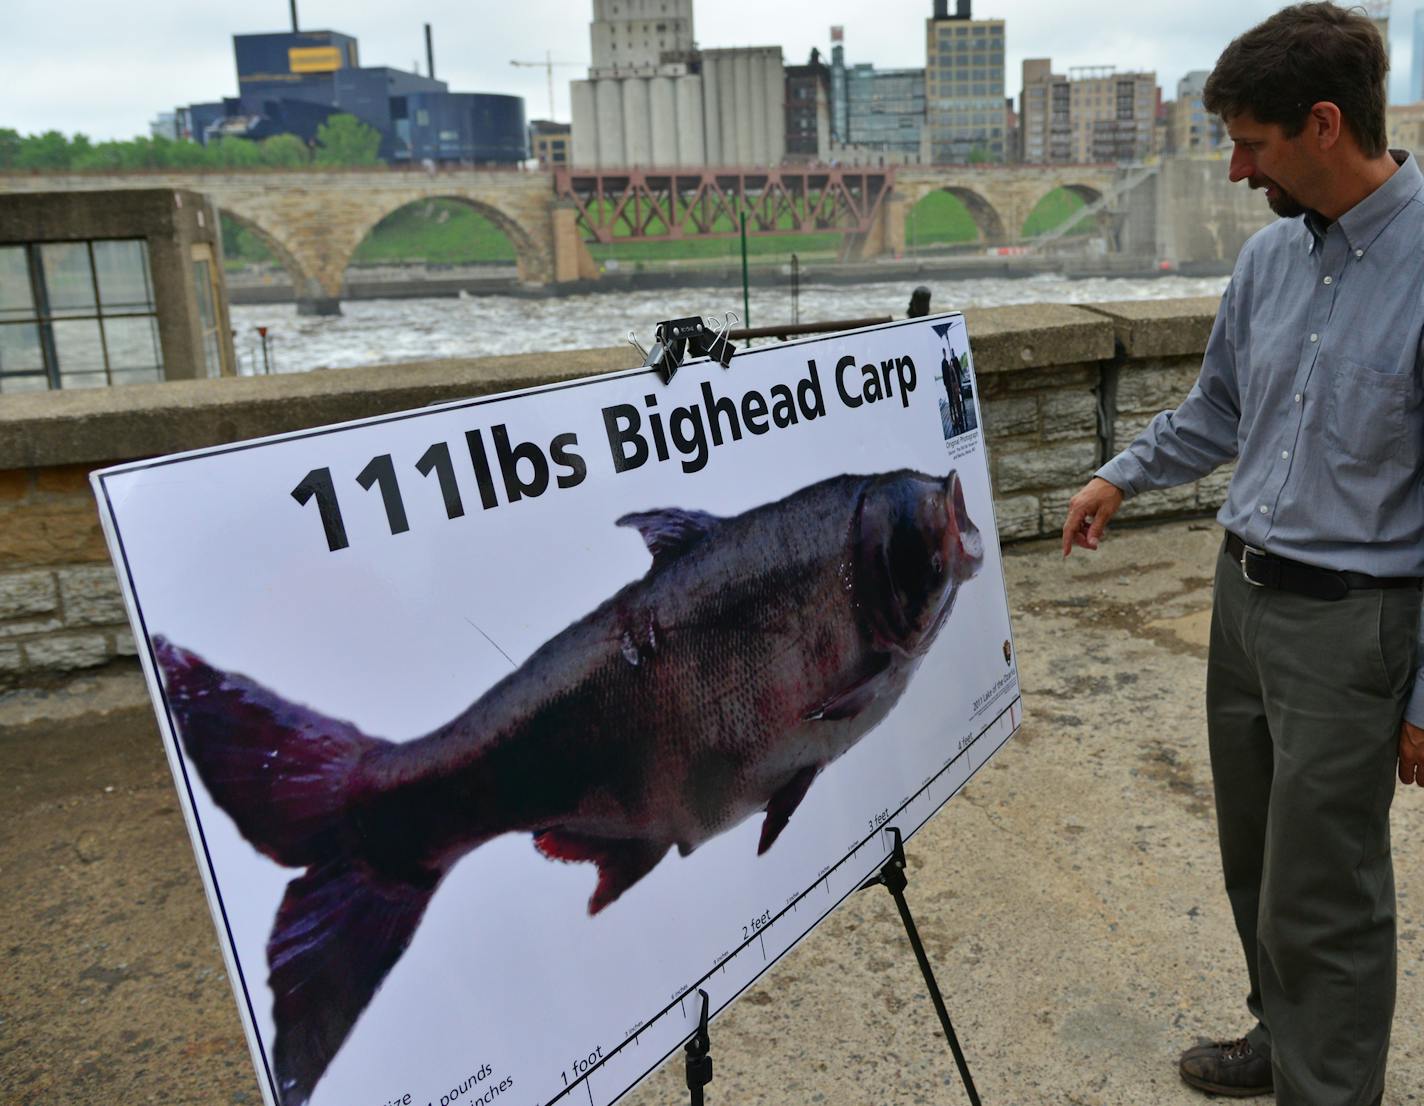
1178 1036 1273 1097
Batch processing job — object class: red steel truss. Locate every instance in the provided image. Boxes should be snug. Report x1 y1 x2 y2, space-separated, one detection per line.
552 166 895 243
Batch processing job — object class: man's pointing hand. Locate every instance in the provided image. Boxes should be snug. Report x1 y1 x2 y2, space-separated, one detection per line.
1400 721 1424 788
1062 477 1125 557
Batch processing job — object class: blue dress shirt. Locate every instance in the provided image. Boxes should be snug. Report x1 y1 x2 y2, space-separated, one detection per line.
1098 151 1424 724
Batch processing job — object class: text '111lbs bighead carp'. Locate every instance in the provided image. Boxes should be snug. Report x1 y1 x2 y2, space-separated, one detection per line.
154 467 984 1106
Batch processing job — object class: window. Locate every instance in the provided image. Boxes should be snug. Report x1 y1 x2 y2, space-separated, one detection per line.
192 249 223 379
0 239 162 392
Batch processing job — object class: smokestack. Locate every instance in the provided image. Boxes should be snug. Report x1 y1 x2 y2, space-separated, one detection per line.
425 23 435 79
956 0 971 18
933 0 949 17
290 0 299 32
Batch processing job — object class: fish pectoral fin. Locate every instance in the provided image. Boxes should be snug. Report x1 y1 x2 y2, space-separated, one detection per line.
533 830 670 915
269 859 438 1106
758 765 820 855
805 656 892 722
615 507 723 567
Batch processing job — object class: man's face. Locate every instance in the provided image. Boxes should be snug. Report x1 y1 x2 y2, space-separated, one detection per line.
1226 111 1314 218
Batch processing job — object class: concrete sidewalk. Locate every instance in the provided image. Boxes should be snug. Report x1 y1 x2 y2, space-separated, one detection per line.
2 519 1420 1106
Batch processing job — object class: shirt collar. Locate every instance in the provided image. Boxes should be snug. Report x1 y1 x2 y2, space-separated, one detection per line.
1303 149 1423 254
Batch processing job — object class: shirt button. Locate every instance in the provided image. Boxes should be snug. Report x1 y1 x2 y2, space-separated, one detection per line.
1323 275 1333 285
1259 504 1270 514
1355 249 1364 257
1310 333 1319 342
1294 393 1302 403
1281 450 1290 459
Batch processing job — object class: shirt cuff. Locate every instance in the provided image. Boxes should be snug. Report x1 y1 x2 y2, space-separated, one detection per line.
1404 670 1424 729
1094 453 1145 500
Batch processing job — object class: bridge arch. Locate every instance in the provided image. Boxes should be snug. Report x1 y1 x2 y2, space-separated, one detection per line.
936 186 1006 241
344 193 547 287
216 207 319 303
1021 182 1105 237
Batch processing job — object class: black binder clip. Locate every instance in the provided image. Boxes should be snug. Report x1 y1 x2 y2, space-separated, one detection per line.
629 314 737 384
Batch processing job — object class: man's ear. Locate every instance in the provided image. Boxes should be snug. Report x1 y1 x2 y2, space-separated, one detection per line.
1308 101 1344 150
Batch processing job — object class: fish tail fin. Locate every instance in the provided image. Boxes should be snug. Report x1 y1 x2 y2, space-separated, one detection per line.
154 636 436 1104
270 860 437 1106
153 634 389 867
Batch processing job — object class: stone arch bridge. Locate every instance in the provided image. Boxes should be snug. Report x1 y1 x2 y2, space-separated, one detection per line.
0 164 1124 313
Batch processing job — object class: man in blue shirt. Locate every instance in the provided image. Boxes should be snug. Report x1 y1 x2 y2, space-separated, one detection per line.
1061 5 1423 1103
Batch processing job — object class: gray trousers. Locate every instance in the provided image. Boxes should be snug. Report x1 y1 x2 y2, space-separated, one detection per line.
1207 544 1418 1106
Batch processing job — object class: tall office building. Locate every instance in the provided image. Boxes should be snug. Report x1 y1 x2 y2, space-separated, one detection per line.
1067 68 1156 162
925 0 1007 163
1413 8 1424 103
820 29 925 164
785 49 831 161
845 65 926 159
1367 0 1390 60
1018 58 1068 163
1019 59 1156 163
1167 70 1223 155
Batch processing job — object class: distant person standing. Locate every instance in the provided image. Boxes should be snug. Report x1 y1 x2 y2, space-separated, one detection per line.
1061 6 1424 1104
945 350 967 434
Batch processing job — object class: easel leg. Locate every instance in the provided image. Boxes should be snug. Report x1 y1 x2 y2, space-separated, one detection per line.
685 988 713 1106
862 827 983 1106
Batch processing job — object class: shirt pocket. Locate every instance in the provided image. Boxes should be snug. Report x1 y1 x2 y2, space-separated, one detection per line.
1323 358 1412 465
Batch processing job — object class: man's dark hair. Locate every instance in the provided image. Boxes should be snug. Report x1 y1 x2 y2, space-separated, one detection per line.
1203 2 1389 157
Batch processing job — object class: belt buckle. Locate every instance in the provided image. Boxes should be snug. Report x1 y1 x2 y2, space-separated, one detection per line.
1240 543 1268 587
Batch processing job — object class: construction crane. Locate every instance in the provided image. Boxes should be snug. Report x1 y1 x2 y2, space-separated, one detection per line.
509 53 587 121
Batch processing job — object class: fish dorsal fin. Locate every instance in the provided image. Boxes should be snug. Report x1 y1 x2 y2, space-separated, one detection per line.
616 508 722 566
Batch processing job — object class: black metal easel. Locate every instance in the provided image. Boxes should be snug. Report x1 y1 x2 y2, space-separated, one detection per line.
860 826 982 1106
684 989 713 1106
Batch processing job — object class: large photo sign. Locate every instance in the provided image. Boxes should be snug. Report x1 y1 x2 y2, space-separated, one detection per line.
94 315 1021 1106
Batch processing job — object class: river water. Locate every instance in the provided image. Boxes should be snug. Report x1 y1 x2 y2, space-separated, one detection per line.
227 273 1229 373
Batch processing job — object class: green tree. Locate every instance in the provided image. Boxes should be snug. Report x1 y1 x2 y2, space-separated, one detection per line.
211 137 263 168
168 138 214 169
16 130 73 170
70 140 122 171
0 128 23 169
314 114 382 167
260 133 311 167
220 212 276 266
967 145 992 165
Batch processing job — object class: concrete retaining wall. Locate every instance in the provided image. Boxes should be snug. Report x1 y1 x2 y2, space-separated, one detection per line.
0 297 1223 690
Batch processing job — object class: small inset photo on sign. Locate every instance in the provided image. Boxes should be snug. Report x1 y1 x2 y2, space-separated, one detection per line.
933 319 978 441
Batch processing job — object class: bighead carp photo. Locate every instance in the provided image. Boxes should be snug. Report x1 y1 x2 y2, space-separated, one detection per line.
155 469 982 1105
93 317 1021 1106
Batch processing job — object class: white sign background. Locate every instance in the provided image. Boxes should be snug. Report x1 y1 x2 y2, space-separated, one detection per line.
94 315 1022 1106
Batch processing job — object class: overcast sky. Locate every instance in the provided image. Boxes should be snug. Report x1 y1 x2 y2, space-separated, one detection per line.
3 0 1420 140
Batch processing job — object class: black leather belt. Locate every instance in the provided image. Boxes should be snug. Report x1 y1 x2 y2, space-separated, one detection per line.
1225 532 1422 600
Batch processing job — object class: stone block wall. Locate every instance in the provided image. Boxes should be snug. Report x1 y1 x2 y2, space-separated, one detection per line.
0 464 133 682
0 298 1226 690
968 295 1226 544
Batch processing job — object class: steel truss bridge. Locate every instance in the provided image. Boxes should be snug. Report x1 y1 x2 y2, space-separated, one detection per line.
553 167 895 243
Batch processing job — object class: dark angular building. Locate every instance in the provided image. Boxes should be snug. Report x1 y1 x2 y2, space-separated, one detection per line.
785 49 831 161
177 28 528 165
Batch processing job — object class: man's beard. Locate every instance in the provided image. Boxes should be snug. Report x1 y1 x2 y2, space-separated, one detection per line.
1250 175 1306 218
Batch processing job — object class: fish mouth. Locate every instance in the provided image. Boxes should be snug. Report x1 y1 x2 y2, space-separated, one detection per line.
855 470 983 656
944 471 983 581
914 471 982 645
